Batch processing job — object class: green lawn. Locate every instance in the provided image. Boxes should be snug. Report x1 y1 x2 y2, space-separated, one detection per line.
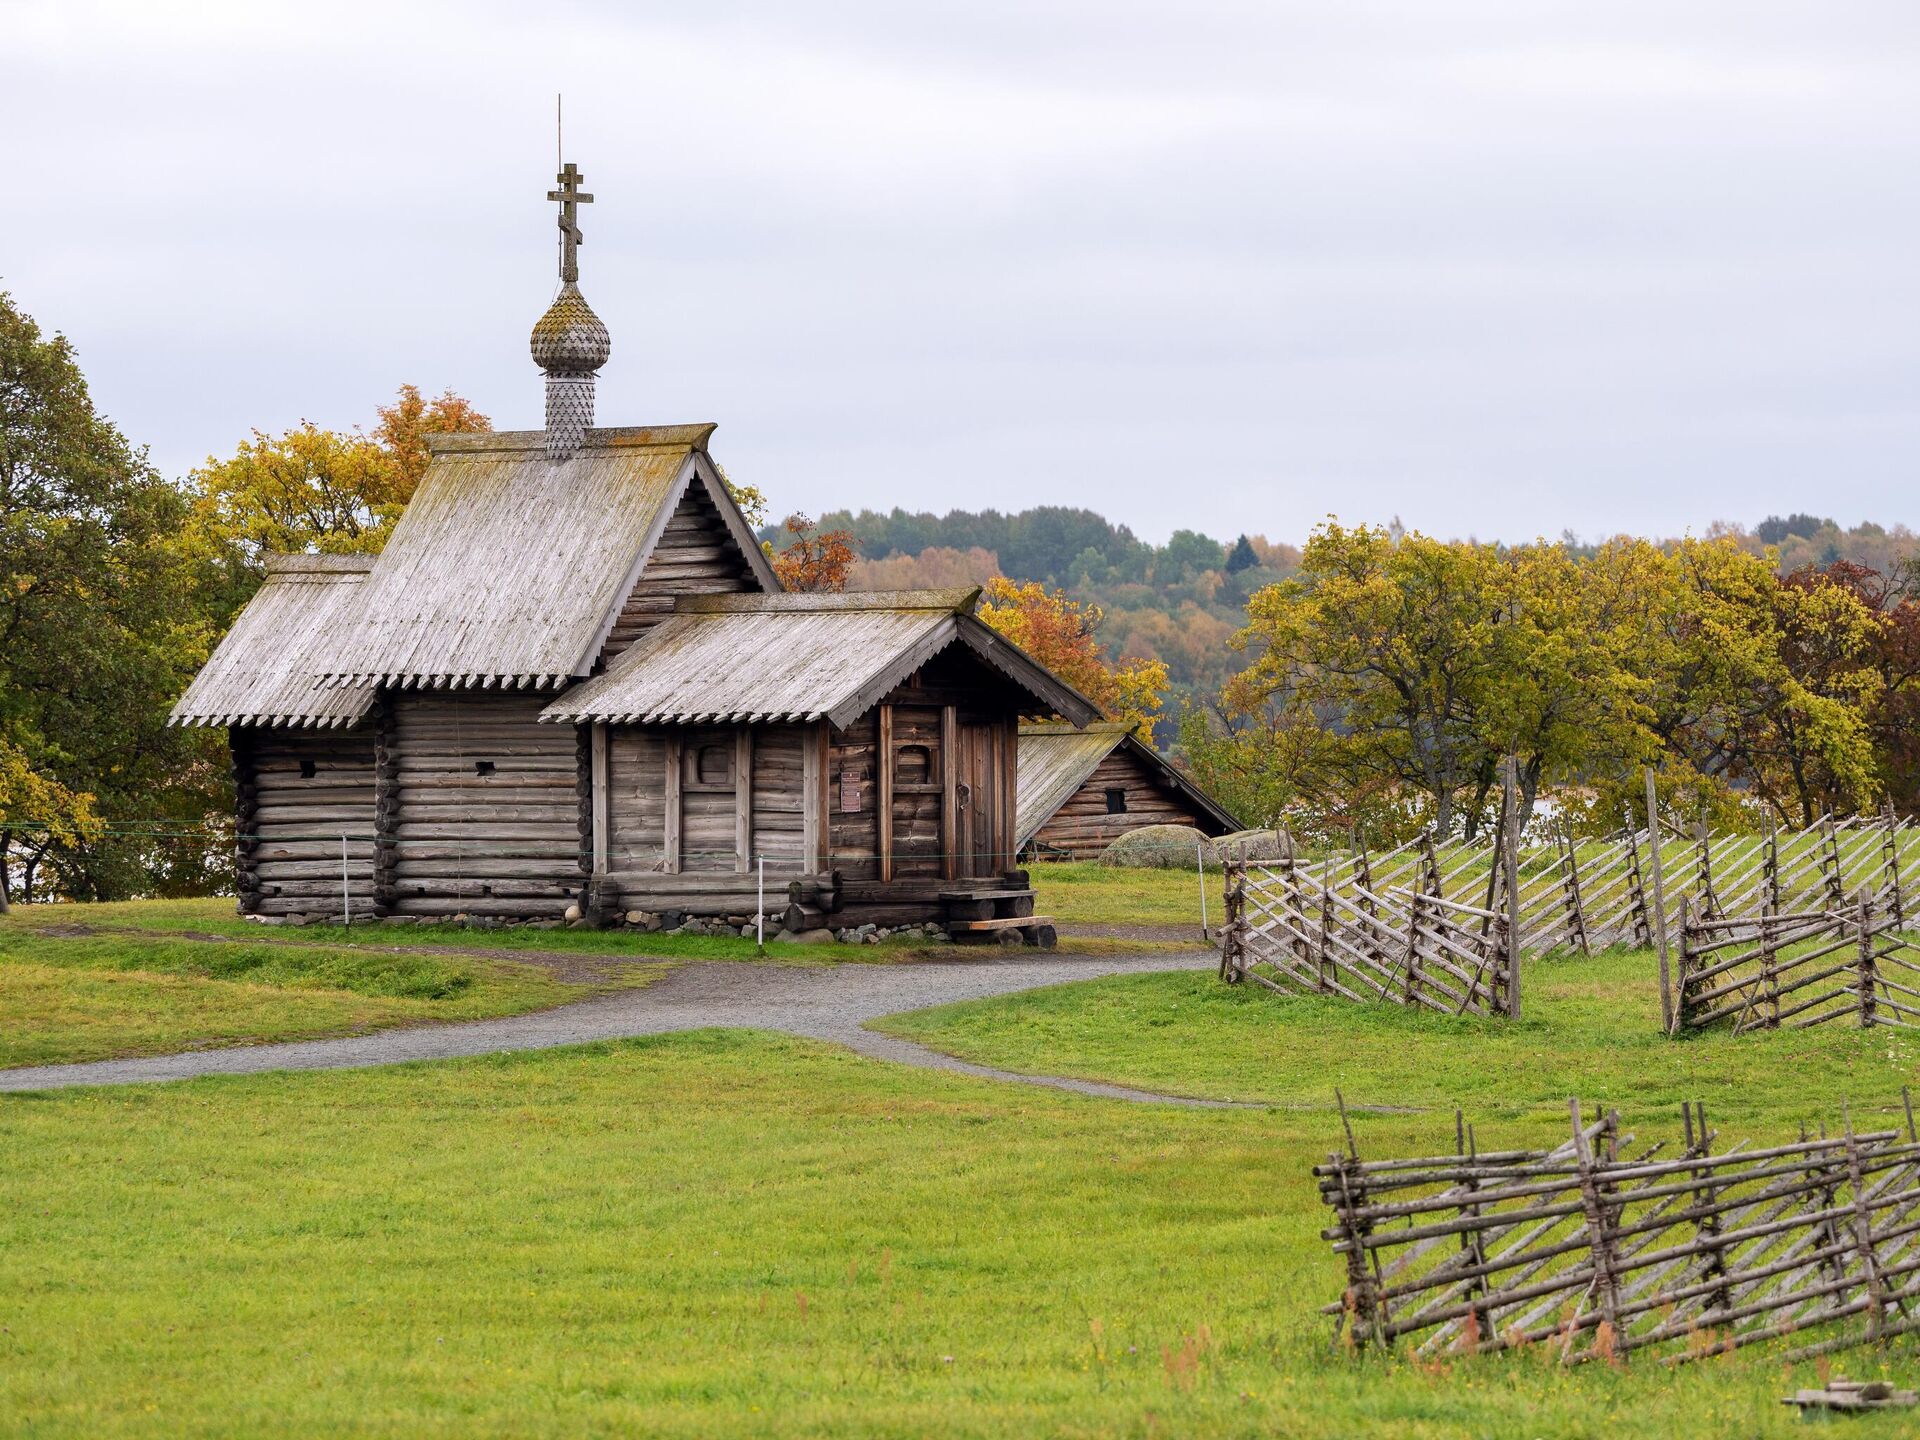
875 948 1920 1127
0 927 652 1068
0 1030 1890 1439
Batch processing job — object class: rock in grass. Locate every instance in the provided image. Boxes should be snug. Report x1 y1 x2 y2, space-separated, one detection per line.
1097 824 1221 869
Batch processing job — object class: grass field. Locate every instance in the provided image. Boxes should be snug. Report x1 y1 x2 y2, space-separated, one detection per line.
0 865 1204 1066
0 1030 1897 1439
874 948 1920 1125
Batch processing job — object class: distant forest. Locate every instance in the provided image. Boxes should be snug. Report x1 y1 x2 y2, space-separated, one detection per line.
763 507 1920 745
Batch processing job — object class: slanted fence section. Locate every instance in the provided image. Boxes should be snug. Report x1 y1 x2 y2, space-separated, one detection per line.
1221 863 1516 1018
1318 1096 1920 1366
1219 809 1917 986
1675 891 1920 1035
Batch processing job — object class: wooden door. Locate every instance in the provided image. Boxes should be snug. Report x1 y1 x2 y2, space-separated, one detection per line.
954 715 1011 879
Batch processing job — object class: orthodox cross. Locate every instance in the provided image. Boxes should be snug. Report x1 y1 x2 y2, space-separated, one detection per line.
547 162 593 283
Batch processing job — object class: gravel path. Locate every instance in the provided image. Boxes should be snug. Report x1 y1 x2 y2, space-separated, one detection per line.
0 952 1237 1103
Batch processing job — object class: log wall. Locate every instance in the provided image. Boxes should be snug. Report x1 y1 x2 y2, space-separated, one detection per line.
1031 748 1213 859
605 722 815 891
387 691 586 918
232 724 377 917
598 480 759 665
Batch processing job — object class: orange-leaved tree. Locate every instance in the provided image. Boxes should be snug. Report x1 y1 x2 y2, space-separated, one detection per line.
976 578 1167 737
771 513 856 592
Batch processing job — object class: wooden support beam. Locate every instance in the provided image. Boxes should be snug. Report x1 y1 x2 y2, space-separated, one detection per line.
664 732 683 875
802 723 824 873
941 704 958 882
590 722 609 875
735 725 753 874
877 703 894 883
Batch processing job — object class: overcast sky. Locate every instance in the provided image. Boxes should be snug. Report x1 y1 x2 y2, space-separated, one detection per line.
6 1 1919 545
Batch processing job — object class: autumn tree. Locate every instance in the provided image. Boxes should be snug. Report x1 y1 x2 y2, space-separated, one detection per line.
771 513 856 592
0 291 216 902
976 578 1168 737
187 385 491 628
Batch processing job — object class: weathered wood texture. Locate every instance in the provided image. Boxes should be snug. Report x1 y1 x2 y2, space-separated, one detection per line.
604 722 813 887
1029 749 1214 859
597 476 759 664
387 692 586 917
1674 890 1920 1036
1221 856 1516 1019
1317 1097 1920 1367
232 724 377 917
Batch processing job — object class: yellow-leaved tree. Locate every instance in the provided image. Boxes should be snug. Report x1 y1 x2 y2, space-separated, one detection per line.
976 578 1168 738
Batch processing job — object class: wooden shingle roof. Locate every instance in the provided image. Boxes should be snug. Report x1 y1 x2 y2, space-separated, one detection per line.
170 555 376 729
315 425 775 690
1014 720 1242 849
540 590 1101 729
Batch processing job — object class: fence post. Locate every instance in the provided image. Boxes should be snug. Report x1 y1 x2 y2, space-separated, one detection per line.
1197 838 1209 941
1823 814 1845 910
1758 900 1781 1030
1623 824 1652 948
1855 889 1877 1029
1403 893 1425 1007
1671 896 1693 1034
1646 769 1674 1035
1503 757 1522 1018
1559 823 1590 956
341 832 351 927
1568 1099 1624 1359
1882 803 1905 928
1317 851 1335 992
1694 821 1720 921
1841 1103 1891 1341
1763 817 1780 912
1219 857 1245 982
1681 1102 1732 1327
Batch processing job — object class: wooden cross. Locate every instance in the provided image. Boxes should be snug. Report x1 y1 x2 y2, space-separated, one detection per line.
547 162 594 283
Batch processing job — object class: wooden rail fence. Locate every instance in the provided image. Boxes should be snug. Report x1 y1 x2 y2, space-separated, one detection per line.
1221 866 1517 1018
1675 891 1920 1036
1318 1095 1920 1366
1220 809 1915 981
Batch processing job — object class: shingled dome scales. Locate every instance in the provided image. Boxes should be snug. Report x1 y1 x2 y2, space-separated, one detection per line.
531 161 610 459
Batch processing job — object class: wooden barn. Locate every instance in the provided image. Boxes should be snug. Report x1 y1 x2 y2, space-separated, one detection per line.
1015 722 1240 861
171 160 1099 940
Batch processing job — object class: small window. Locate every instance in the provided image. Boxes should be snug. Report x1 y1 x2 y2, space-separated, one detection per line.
1105 787 1128 815
298 758 317 779
895 744 934 786
695 745 732 785
474 760 496 777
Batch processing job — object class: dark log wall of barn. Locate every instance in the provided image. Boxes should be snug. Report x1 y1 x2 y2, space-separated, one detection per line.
387 692 585 917
232 725 377 917
598 481 760 666
1031 748 1212 859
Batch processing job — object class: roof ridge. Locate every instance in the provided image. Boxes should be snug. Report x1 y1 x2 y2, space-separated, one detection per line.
1019 720 1132 735
677 587 981 616
426 423 717 455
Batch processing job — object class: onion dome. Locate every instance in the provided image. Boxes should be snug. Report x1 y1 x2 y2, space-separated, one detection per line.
530 282 611 376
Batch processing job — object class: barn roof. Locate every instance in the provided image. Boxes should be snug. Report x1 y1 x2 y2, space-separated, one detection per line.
170 555 376 730
313 425 776 690
1014 721 1242 849
540 590 1101 729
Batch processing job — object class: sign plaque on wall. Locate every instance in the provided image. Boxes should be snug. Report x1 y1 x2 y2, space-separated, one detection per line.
839 767 867 813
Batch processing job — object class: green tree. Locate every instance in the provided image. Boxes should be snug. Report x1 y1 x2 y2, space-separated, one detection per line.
0 291 220 902
1224 534 1259 573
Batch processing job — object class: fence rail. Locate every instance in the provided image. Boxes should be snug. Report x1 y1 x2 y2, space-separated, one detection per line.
1318 1095 1920 1367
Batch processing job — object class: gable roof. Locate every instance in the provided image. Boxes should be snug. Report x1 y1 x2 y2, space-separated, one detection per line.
313 425 777 690
1015 721 1242 848
170 555 376 730
540 590 1101 729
